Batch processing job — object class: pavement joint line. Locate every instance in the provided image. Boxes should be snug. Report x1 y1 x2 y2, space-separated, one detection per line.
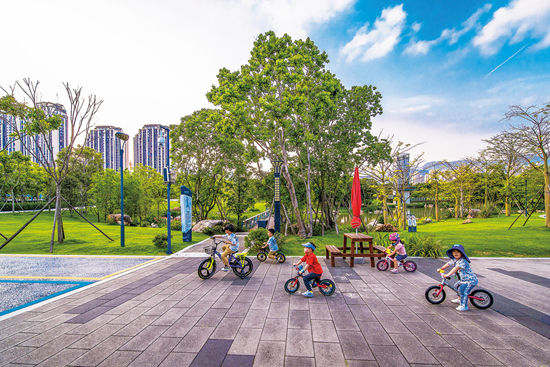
0 255 170 322
0 254 164 258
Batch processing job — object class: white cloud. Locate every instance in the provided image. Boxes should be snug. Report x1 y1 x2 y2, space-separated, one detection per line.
405 4 492 56
473 0 550 55
340 4 407 62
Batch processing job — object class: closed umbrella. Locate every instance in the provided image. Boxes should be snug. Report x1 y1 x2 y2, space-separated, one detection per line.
351 166 362 233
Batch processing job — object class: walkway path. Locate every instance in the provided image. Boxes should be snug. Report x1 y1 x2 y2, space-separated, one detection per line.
0 255 548 366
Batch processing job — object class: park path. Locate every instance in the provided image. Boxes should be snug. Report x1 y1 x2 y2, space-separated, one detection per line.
0 255 549 366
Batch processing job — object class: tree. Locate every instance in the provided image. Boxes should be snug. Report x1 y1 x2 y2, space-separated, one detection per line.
226 162 256 227
208 31 384 237
88 169 119 223
0 151 34 212
502 103 550 227
0 79 102 251
441 160 476 218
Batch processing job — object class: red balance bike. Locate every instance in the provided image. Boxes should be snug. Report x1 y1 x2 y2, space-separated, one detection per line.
284 266 336 296
425 270 493 309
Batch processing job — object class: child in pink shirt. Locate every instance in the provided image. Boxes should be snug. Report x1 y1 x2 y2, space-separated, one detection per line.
387 232 407 274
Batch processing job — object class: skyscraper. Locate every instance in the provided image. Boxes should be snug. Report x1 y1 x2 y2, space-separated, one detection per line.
133 124 168 173
0 102 68 166
85 126 130 171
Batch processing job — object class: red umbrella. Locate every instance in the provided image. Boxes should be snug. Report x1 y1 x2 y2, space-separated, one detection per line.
351 166 362 231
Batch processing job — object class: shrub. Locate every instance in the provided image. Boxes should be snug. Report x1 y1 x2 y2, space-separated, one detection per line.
479 202 497 218
106 216 117 225
440 209 453 220
248 207 260 212
170 210 180 218
372 232 391 247
203 224 225 236
245 228 269 251
403 234 443 258
171 220 182 231
153 233 169 249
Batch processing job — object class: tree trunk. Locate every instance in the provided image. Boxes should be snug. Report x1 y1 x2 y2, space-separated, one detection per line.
55 186 64 244
544 169 550 228
281 157 306 237
382 184 389 224
435 183 440 222
11 189 15 213
306 148 313 237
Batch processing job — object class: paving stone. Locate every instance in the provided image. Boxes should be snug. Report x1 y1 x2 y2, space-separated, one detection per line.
162 316 200 338
356 320 394 346
337 330 374 360
158 352 196 367
127 337 180 367
14 334 81 365
405 322 451 347
267 302 289 319
390 333 439 364
66 314 118 335
66 299 109 314
113 315 158 337
345 360 379 367
210 317 244 339
151 307 189 326
487 349 538 367
289 293 309 310
441 334 502 365
0 346 36 366
228 328 262 355
109 307 149 325
418 314 462 334
365 298 392 313
35 348 86 367
67 335 132 367
389 304 424 323
173 326 214 353
497 334 550 366
252 340 285 367
25 313 76 331
370 344 410 367
311 320 339 343
106 300 146 316
119 325 169 352
196 308 227 328
19 322 79 347
261 318 287 341
427 346 474 367
0 333 37 354
190 339 232 367
309 303 331 320
70 323 124 349
284 356 315 367
313 342 346 367
222 354 255 367
285 328 314 357
452 323 511 349
241 309 268 329
288 309 311 329
348 304 377 322
96 350 141 367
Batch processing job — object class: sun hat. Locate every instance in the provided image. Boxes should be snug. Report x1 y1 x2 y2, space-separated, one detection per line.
302 242 316 251
446 244 470 263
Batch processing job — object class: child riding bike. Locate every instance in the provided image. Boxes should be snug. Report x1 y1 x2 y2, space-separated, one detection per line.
212 224 239 272
386 232 407 274
293 242 323 298
437 244 478 311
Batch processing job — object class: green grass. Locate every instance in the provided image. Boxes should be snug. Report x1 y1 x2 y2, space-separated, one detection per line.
0 211 208 256
278 215 550 257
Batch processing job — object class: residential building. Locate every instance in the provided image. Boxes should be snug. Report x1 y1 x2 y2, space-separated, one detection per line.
85 126 130 171
133 124 169 173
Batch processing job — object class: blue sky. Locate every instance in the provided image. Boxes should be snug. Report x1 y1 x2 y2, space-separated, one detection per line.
1 0 549 162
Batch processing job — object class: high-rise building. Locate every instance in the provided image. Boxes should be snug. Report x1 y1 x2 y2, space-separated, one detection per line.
85 126 130 171
133 124 168 173
0 102 68 166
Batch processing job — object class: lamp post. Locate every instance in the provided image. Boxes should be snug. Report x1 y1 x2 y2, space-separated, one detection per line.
272 160 283 233
158 127 172 255
115 132 129 247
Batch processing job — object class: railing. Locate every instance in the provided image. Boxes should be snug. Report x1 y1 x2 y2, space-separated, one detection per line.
242 210 270 231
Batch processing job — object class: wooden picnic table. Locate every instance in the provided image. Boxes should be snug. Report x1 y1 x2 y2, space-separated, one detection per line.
325 233 385 268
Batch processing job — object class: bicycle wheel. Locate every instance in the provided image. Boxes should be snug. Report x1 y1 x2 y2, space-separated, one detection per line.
469 289 493 309
425 286 446 304
318 279 336 296
403 261 417 273
257 252 267 262
198 258 216 279
284 278 300 293
376 260 389 271
276 253 286 263
233 257 253 278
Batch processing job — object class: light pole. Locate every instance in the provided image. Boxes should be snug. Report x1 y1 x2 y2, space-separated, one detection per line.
115 132 129 247
272 160 283 233
158 127 172 255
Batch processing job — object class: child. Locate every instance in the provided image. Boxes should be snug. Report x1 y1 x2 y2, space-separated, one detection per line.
387 232 407 274
438 244 478 311
261 228 279 261
213 224 239 271
293 242 323 298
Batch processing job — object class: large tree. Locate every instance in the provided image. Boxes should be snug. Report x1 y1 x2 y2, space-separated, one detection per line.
1 80 102 251
208 31 383 237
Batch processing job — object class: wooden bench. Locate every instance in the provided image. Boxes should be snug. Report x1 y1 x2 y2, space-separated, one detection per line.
373 245 388 254
325 245 344 267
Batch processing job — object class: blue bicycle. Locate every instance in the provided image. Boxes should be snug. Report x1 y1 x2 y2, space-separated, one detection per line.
198 237 253 279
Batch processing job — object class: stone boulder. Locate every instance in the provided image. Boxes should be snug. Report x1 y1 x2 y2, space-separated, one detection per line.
468 209 479 218
375 223 399 232
462 219 472 224
108 214 131 225
425 217 432 223
192 219 224 232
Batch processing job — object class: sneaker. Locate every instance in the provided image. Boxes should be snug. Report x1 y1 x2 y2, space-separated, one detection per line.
221 266 229 272
456 305 468 311
451 298 460 304
302 291 313 298
391 269 399 274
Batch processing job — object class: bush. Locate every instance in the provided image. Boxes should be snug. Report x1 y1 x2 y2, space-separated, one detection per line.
171 220 182 231
248 208 260 212
479 202 497 218
153 233 169 249
170 210 180 218
245 228 269 251
440 209 453 220
203 224 225 236
106 216 117 225
403 235 444 258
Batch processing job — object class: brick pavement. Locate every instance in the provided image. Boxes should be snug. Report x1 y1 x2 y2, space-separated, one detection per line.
0 254 549 367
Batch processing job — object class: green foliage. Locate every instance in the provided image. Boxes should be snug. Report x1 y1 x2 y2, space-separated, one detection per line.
152 233 169 249
245 228 269 251
203 225 225 236
479 201 497 218
171 220 182 231
106 216 117 225
403 235 444 258
440 209 454 220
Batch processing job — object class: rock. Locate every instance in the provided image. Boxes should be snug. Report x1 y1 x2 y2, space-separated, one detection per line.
192 219 224 232
151 223 158 228
108 214 131 225
375 223 399 232
462 219 472 224
468 209 478 218
425 218 432 223
467 214 472 219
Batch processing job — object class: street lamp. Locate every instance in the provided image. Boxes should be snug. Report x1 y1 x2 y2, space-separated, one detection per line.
115 131 129 247
272 160 283 233
158 127 172 255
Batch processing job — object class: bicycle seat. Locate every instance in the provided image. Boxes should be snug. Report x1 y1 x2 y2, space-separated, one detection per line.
235 249 249 257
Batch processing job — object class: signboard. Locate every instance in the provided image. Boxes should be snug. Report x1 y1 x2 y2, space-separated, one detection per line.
180 186 192 242
407 214 417 232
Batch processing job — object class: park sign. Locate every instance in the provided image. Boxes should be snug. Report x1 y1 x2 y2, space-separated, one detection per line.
180 186 192 242
407 214 417 232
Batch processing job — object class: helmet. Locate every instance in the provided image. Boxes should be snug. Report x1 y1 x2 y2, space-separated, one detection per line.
389 232 400 242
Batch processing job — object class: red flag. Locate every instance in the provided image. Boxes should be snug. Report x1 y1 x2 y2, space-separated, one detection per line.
351 167 362 229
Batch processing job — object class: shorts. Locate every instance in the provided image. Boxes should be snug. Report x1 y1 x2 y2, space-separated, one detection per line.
396 254 407 261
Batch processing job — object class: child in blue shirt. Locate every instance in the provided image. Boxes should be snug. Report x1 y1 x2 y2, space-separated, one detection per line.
438 244 478 311
214 224 239 271
261 228 279 261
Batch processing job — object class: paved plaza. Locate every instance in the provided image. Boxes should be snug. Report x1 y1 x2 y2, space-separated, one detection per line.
0 247 549 366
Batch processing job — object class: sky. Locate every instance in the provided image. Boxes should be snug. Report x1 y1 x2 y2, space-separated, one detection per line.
2 0 550 162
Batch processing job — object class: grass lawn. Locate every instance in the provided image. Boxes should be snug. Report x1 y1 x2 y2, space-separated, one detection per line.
278 215 550 258
0 211 208 256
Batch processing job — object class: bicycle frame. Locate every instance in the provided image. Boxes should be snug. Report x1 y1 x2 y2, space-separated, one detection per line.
206 238 247 271
434 274 484 302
